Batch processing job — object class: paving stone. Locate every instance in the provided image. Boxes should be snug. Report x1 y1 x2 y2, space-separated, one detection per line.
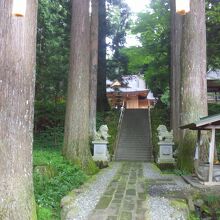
104 189 116 196
107 206 120 215
89 210 107 220
120 211 132 220
138 192 146 200
117 186 126 191
90 162 168 220
115 189 125 194
137 200 145 208
128 180 136 184
135 213 145 220
112 198 122 203
126 189 136 196
96 196 112 209
107 216 118 220
114 193 124 199
122 202 135 210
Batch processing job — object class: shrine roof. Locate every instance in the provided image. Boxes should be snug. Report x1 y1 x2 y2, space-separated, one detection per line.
180 114 220 130
207 69 220 80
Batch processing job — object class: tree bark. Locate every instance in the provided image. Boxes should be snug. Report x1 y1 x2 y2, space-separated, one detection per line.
170 0 183 143
97 0 108 112
63 0 96 172
89 0 99 137
178 0 208 171
0 0 38 219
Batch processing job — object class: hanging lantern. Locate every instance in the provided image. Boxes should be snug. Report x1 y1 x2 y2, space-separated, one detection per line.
176 0 190 15
12 0 27 17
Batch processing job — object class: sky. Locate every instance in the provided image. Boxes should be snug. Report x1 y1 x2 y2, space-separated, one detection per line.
124 0 151 47
125 0 151 13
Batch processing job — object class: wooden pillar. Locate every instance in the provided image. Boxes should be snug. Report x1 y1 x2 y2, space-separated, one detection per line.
208 128 215 183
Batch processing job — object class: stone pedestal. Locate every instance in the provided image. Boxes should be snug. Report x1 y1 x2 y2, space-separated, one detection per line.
92 140 110 162
157 141 175 164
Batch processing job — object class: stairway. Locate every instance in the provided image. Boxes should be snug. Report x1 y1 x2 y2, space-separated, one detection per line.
115 109 153 161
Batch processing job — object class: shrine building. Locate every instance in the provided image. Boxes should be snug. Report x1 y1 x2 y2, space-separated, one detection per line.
106 75 156 109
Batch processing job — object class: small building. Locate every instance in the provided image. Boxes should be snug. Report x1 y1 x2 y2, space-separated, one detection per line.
207 69 220 103
181 114 220 186
106 75 156 109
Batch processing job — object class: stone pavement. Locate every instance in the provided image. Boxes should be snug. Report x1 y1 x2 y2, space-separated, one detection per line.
61 162 192 220
88 162 149 220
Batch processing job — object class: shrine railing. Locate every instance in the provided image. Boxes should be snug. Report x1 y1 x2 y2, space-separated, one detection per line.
113 105 125 160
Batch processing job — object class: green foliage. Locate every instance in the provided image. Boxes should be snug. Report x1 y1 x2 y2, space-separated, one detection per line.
122 0 171 98
106 0 131 78
37 207 52 220
206 1 220 69
104 110 120 155
199 194 220 219
208 103 220 155
96 110 120 155
33 147 88 220
161 168 190 176
36 0 71 102
189 213 200 220
121 47 153 74
160 87 170 106
34 101 65 152
208 103 220 115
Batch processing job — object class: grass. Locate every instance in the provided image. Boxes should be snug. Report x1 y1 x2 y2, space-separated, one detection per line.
33 139 88 219
33 110 119 219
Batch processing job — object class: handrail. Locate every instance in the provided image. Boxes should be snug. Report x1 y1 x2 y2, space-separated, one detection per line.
113 104 125 160
118 106 124 125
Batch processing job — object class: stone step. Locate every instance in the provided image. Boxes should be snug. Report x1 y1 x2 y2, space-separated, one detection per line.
117 144 152 148
117 147 152 152
115 157 153 161
115 109 152 162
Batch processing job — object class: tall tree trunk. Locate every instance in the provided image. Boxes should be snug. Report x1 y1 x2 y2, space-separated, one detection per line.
63 0 96 173
97 0 108 112
178 0 208 171
0 0 38 219
170 0 183 143
90 0 99 137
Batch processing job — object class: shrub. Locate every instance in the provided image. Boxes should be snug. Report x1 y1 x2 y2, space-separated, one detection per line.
33 148 87 220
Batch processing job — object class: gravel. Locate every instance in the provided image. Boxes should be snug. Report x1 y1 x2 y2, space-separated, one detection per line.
62 162 121 220
143 163 191 220
147 197 186 220
143 163 164 180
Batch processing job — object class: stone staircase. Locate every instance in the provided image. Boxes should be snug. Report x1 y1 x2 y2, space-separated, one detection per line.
115 109 153 161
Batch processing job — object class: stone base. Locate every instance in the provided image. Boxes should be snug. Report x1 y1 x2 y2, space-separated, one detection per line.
92 140 110 162
157 141 175 164
92 155 110 162
157 158 175 164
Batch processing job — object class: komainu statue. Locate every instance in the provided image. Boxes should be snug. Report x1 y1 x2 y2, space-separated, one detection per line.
157 125 173 143
94 125 110 141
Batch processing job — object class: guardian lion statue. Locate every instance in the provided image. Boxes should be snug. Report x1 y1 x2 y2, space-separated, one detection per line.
94 125 110 141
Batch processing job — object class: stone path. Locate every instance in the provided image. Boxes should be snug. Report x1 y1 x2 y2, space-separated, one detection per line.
61 162 193 220
88 162 192 220
88 162 149 220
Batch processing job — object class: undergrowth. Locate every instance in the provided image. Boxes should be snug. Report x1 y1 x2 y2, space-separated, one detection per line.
33 109 119 219
33 147 88 220
96 110 120 155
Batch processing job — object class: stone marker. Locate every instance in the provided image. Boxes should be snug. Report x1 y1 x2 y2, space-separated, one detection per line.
157 125 175 164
